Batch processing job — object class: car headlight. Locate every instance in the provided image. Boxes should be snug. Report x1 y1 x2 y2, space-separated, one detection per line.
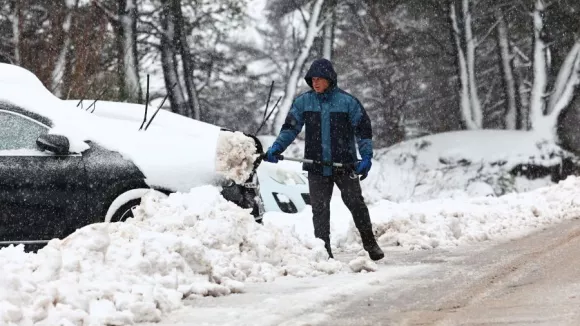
269 168 306 185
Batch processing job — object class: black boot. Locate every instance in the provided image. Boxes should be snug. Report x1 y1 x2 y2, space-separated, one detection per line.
360 229 384 261
325 243 334 259
323 239 334 259
364 243 384 261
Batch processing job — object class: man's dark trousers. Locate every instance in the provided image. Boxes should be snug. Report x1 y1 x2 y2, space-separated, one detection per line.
308 172 378 258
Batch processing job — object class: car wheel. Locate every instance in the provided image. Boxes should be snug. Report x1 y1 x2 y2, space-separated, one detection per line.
110 198 141 222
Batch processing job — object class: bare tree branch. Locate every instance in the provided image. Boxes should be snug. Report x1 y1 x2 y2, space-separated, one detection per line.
290 0 309 27
92 0 119 22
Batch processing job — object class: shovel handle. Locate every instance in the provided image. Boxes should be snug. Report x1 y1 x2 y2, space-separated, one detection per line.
272 154 359 180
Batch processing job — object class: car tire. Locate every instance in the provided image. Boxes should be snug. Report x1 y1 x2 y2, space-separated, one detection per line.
110 198 141 222
104 188 168 222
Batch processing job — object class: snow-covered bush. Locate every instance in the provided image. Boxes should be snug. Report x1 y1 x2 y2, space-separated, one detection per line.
362 130 580 203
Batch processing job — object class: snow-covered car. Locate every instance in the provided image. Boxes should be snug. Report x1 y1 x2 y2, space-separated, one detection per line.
79 101 313 214
0 63 263 247
66 98 266 216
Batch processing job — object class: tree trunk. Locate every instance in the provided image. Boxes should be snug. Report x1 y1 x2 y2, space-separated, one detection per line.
51 0 79 98
450 2 478 130
119 0 142 103
542 40 580 134
547 41 580 116
514 55 530 130
179 39 201 120
10 0 21 65
529 0 548 130
173 0 200 119
273 0 325 134
322 2 335 60
160 0 187 115
495 8 518 130
463 0 482 128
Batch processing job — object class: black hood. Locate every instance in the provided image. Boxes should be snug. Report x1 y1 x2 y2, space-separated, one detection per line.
304 58 337 89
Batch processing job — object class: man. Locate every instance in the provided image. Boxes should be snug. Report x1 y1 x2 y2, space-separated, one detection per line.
264 58 384 261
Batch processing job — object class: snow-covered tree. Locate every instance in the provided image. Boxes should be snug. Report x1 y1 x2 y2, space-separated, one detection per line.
272 0 325 134
158 0 188 116
495 7 518 130
450 0 482 130
521 0 580 137
547 41 580 117
8 0 20 65
51 0 80 98
321 0 336 60
537 40 580 136
143 0 247 120
529 0 549 131
93 0 142 103
0 1 49 66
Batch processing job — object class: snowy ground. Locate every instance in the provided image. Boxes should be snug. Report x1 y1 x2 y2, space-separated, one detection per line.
139 261 432 326
3 175 580 325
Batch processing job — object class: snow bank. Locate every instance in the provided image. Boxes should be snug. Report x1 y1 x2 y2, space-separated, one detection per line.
351 176 580 250
362 130 576 203
266 176 580 252
0 186 344 325
215 131 259 184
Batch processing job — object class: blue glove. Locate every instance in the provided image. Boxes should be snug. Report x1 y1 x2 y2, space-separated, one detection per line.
264 143 283 163
355 157 372 180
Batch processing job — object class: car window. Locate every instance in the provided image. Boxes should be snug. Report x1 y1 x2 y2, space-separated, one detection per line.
0 110 49 151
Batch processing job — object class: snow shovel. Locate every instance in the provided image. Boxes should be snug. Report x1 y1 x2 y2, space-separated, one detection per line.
267 154 361 180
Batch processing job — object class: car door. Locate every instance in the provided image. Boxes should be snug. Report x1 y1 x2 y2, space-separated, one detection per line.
0 108 86 244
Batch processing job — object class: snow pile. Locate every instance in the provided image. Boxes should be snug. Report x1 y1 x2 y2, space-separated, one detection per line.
215 131 259 184
347 176 580 250
348 255 378 273
0 186 344 326
361 130 577 203
266 176 580 253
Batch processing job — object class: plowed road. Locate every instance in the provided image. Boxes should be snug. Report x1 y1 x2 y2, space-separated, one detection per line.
324 218 580 326
149 218 580 326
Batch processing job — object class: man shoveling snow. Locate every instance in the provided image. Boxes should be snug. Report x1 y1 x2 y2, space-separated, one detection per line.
264 58 384 261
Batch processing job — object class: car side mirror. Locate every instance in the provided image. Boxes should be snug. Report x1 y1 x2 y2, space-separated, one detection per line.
36 134 70 155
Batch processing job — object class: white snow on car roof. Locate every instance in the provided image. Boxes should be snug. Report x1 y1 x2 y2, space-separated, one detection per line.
65 99 219 138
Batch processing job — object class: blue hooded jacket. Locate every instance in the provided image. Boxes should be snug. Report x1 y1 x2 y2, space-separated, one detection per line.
273 59 373 176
